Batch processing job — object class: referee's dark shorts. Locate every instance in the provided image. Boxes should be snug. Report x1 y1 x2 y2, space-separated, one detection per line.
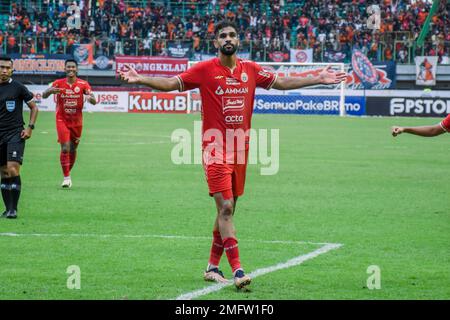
0 128 25 166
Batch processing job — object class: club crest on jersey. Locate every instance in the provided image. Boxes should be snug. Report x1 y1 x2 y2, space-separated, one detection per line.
6 101 15 112
241 72 248 83
74 86 80 93
215 86 224 95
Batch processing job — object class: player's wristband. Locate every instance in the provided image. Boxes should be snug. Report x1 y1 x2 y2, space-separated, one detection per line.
28 124 35 130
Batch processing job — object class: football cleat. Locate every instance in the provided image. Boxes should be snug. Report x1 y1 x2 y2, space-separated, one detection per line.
204 267 228 283
61 178 72 188
6 210 17 219
234 269 251 289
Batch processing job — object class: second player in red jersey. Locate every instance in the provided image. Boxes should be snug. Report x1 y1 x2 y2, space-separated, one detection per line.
120 20 347 289
43 59 96 188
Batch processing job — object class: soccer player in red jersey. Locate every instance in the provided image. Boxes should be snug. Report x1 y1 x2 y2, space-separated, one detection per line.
391 114 450 137
120 21 346 289
43 59 96 188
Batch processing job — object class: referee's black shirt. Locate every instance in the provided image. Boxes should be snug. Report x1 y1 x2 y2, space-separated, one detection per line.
0 79 34 132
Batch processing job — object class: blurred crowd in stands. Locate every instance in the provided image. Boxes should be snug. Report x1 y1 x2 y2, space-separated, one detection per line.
0 0 449 63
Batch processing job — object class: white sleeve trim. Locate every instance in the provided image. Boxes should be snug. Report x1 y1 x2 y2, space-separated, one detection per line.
175 75 184 92
440 122 449 132
26 98 35 104
266 74 278 90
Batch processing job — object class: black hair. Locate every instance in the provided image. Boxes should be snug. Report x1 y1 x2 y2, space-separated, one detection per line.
214 20 238 38
65 59 78 67
0 56 13 64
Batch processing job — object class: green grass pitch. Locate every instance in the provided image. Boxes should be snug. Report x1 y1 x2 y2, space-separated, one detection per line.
0 112 448 299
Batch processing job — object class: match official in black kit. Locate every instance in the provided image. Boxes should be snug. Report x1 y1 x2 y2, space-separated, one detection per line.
0 56 38 219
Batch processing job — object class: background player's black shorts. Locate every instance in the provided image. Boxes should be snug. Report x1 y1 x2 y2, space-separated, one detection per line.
0 129 25 166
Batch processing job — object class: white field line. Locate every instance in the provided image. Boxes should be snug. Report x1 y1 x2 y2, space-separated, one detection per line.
83 140 168 145
0 232 335 246
175 242 342 300
0 232 342 300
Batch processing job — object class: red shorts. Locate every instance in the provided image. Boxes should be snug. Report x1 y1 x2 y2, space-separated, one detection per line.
203 149 249 199
56 119 83 144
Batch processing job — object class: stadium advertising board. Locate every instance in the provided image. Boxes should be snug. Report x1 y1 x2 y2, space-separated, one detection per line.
26 85 128 112
366 96 450 117
85 92 128 112
253 95 365 116
128 92 189 113
11 54 71 75
30 85 55 111
115 56 188 77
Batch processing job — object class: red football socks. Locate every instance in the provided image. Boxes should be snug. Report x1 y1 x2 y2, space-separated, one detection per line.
223 237 241 273
208 230 224 267
69 151 77 170
60 152 71 177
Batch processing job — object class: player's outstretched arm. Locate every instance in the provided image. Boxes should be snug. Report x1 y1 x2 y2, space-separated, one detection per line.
391 124 445 137
119 64 179 91
42 86 61 99
272 65 347 90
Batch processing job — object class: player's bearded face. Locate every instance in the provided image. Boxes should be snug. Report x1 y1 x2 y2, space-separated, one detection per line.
216 28 239 56
220 42 237 56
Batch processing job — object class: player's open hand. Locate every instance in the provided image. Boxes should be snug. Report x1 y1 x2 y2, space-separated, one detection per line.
391 126 404 137
119 64 142 84
318 66 347 85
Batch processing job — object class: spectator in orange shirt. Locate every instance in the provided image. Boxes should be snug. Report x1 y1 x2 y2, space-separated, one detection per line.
226 11 235 21
207 20 215 35
167 21 175 34
417 9 427 25
193 33 200 51
7 35 16 48
384 46 393 60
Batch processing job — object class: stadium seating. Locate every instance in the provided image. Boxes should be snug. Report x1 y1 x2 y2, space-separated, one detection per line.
1 0 449 64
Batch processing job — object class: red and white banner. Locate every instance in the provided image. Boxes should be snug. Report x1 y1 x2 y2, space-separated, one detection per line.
115 56 188 77
290 49 313 63
128 92 189 113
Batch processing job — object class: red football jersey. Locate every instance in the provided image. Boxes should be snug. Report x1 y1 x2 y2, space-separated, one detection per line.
176 58 277 151
52 78 92 125
440 114 450 132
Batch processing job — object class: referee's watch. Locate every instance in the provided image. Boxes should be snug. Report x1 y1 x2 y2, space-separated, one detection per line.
28 124 35 130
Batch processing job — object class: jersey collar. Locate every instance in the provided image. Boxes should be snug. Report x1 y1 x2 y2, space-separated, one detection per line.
215 57 241 75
